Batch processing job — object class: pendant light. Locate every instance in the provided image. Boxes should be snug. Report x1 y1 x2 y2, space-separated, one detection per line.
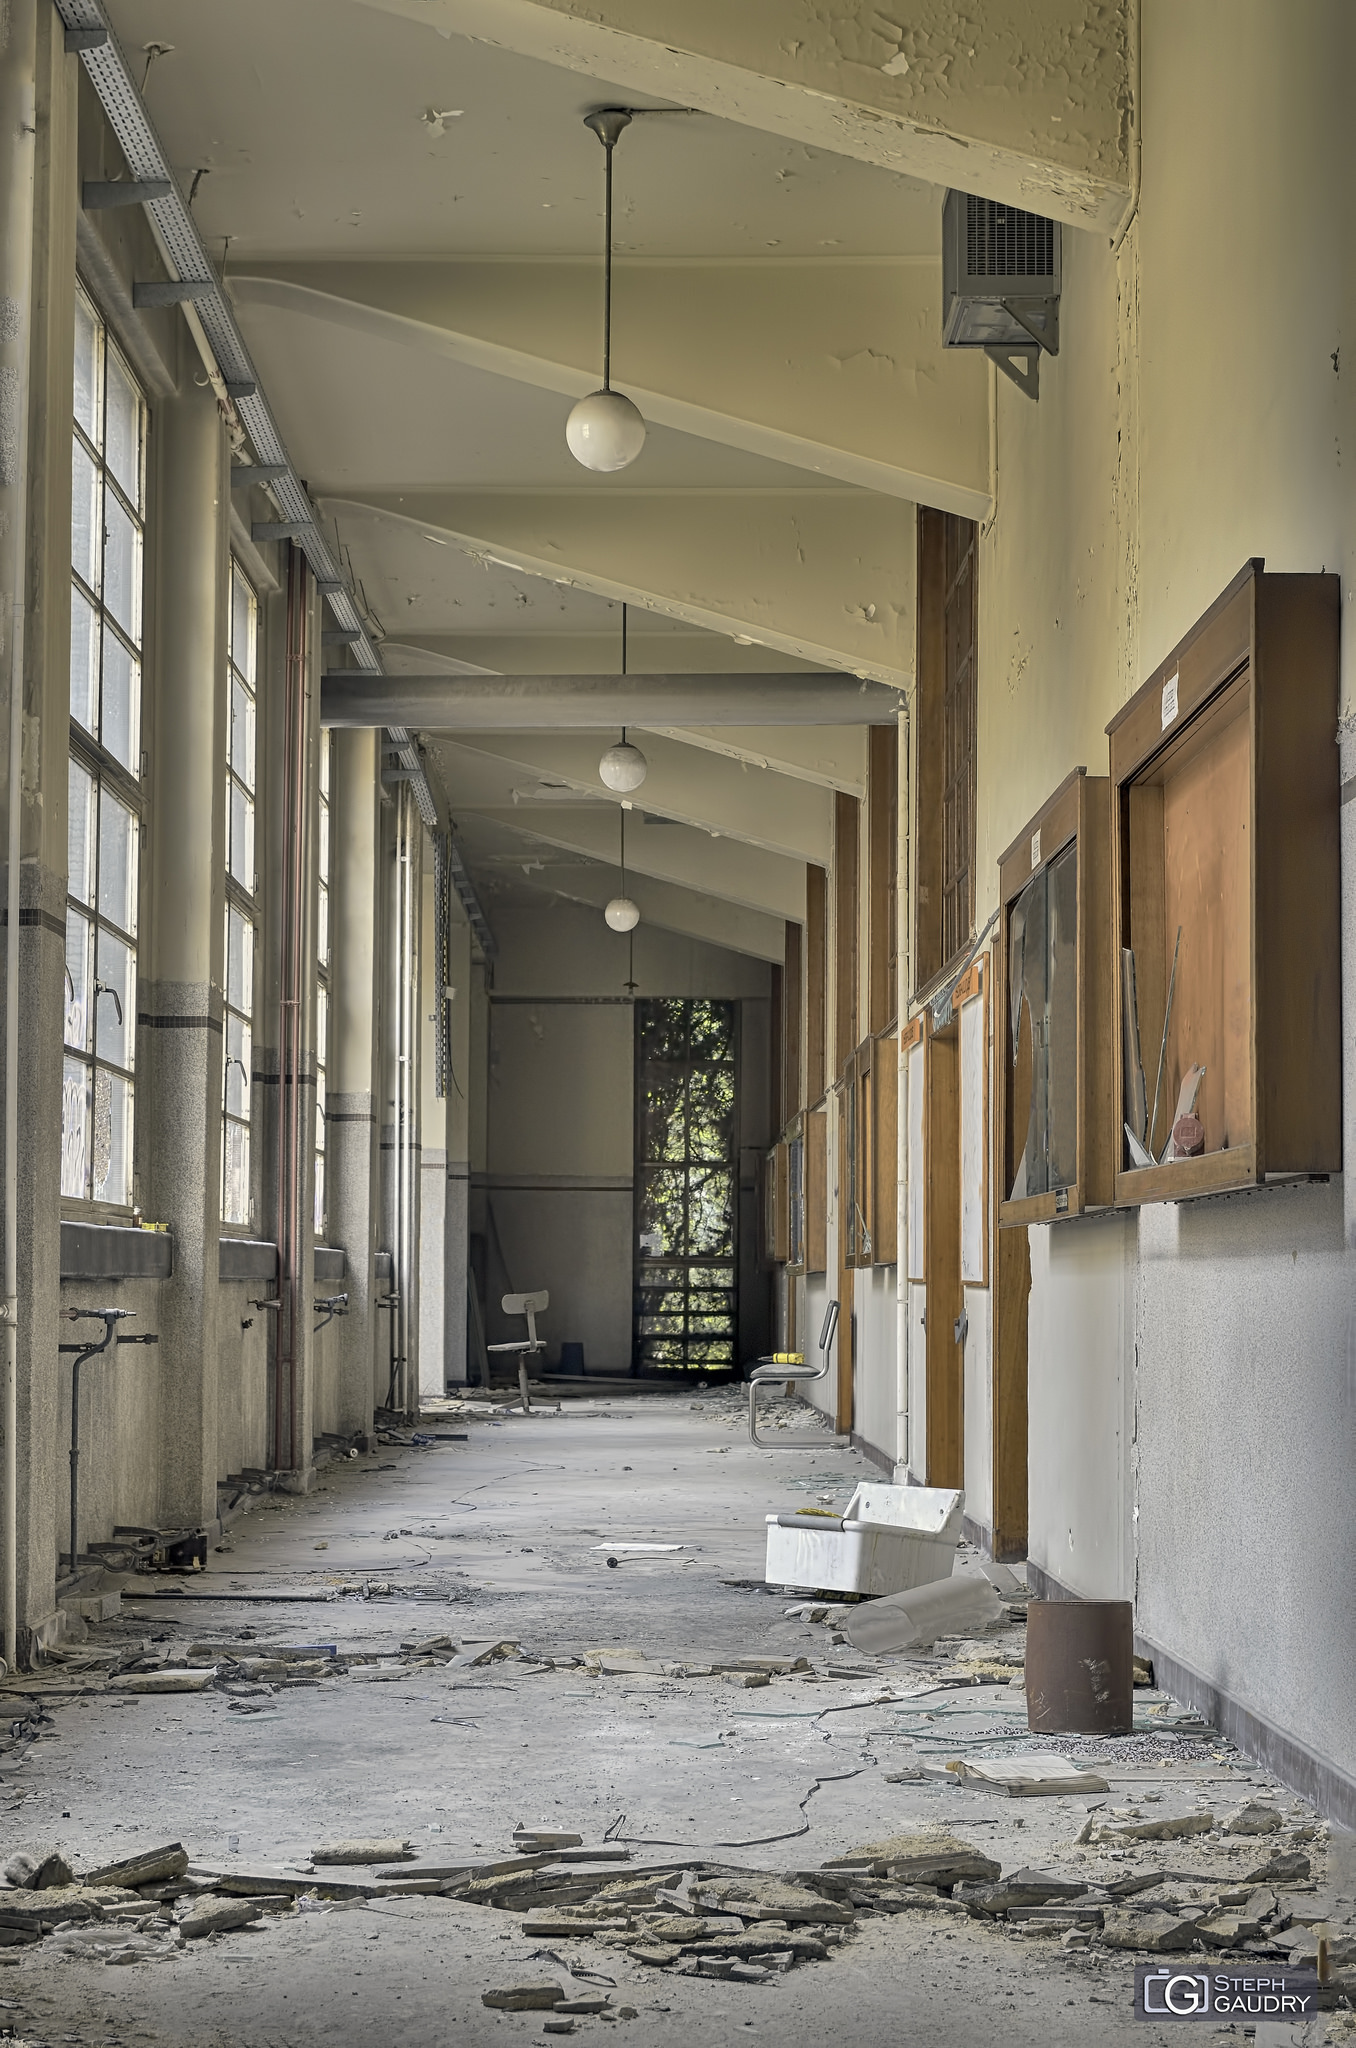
605 802 640 932
599 605 648 791
566 109 647 473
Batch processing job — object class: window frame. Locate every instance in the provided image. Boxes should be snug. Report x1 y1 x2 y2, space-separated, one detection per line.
63 283 148 1213
222 559 260 1229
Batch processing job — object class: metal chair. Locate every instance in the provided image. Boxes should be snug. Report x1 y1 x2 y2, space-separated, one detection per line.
486 1288 548 1412
747 1300 845 1448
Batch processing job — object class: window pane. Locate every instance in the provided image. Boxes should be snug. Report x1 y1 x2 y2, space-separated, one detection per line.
640 1168 686 1256
317 880 329 970
71 438 100 594
61 1056 89 1198
67 756 95 906
97 788 138 936
225 1008 251 1119
318 732 330 799
102 492 141 643
230 568 256 685
100 632 140 773
69 586 99 734
229 780 254 891
94 927 135 1070
687 1065 735 1161
688 1168 734 1255
92 1069 132 1205
73 294 99 440
230 674 255 789
640 1076 685 1162
313 1152 325 1236
104 351 142 510
64 909 92 1052
318 798 330 885
227 906 253 1015
223 1119 250 1227
316 984 328 1069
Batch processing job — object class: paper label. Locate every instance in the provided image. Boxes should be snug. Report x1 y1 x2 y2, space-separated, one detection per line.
1161 672 1179 729
1030 828 1041 870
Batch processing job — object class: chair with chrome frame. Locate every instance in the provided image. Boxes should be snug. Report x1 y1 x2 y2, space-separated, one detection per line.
746 1300 845 1448
486 1288 548 1413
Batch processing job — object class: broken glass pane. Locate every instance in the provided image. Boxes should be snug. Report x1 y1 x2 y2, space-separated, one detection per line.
1008 841 1078 1201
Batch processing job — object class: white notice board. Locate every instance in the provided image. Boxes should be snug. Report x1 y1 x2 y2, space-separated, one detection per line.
957 959 990 1287
905 1026 926 1282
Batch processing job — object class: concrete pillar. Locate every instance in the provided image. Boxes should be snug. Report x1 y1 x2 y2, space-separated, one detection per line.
380 783 420 1412
418 851 446 1399
328 728 379 1433
254 567 319 1484
1 0 77 1646
142 346 226 1533
444 907 471 1385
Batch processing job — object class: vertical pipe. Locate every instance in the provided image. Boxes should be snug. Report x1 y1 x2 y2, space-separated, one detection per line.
68 1357 81 1577
0 0 37 1673
274 547 309 1469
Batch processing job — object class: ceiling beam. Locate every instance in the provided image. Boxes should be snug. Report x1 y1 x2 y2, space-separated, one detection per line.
324 669 904 730
320 493 916 684
381 631 821 676
462 828 787 961
352 0 1133 232
439 729 832 863
231 261 990 515
642 724 868 798
456 801 806 922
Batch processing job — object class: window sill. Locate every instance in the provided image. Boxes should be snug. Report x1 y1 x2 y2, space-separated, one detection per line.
218 1237 278 1284
60 1220 173 1283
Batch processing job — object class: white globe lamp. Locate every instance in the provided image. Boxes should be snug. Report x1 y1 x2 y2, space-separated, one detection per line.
599 738 647 791
566 390 646 474
605 896 640 933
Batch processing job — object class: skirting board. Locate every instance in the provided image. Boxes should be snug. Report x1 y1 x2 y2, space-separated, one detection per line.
850 1430 894 1477
1026 1558 1356 1829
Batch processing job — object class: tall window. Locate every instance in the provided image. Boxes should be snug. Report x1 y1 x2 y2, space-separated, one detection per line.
222 563 258 1225
314 729 331 1234
63 287 146 1205
634 999 738 1375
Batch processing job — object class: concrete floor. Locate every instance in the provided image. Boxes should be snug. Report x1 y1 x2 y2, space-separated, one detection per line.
0 1390 1345 2048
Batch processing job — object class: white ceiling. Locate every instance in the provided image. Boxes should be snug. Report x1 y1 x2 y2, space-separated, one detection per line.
108 0 943 260
106 0 936 951
236 294 834 494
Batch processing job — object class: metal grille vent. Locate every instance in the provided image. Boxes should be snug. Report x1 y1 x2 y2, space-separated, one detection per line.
966 196 1055 279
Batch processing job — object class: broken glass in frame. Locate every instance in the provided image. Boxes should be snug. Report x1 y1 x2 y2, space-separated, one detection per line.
1007 841 1079 1201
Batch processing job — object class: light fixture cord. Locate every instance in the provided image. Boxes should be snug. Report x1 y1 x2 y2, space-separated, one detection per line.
602 134 614 392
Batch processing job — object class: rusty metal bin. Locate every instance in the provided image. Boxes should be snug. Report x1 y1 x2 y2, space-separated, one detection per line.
1025 1598 1133 1735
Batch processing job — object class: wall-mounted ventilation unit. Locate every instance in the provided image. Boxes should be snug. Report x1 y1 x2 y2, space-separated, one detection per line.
942 190 1061 399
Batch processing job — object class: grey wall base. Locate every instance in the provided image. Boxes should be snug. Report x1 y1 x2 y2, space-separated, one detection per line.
1026 1557 1356 1830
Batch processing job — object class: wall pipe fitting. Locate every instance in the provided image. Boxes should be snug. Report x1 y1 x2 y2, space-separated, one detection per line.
58 1309 159 1576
